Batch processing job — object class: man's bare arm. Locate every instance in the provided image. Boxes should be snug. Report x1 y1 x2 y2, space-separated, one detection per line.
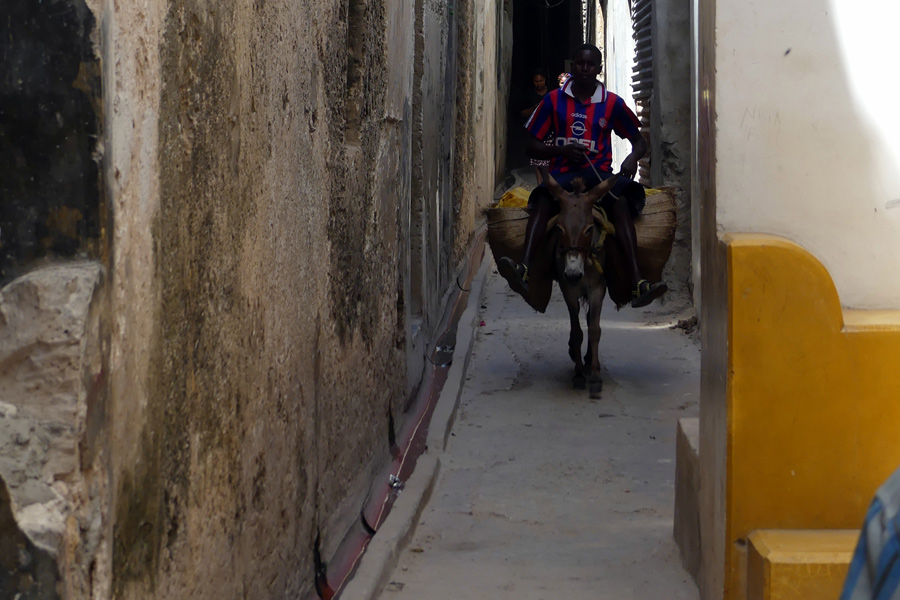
618 133 648 179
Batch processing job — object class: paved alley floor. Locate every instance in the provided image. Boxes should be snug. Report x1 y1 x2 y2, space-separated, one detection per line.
378 265 701 600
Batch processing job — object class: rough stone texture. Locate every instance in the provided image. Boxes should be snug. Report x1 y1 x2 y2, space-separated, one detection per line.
451 0 512 268
102 1 505 599
0 0 508 597
0 262 105 599
409 0 454 356
107 2 411 597
0 477 61 599
452 0 477 268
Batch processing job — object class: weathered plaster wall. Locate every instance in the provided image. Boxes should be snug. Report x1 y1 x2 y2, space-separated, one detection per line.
409 0 453 344
2 0 506 597
449 0 511 270
108 1 412 597
452 0 477 266
472 0 512 235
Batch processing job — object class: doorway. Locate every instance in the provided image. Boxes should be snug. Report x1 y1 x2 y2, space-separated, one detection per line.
506 0 584 175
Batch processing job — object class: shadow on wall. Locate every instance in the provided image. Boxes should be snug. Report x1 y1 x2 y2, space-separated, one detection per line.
0 0 102 285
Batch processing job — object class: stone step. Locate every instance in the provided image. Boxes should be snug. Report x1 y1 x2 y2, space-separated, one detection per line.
747 529 858 600
674 417 700 583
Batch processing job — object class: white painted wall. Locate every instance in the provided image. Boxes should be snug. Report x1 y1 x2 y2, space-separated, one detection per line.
715 0 900 309
604 0 636 171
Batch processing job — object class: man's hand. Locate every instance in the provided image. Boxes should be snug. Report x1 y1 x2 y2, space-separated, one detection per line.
619 154 639 180
559 143 588 164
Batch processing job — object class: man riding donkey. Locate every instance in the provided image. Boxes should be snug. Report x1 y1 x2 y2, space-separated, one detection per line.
498 43 667 308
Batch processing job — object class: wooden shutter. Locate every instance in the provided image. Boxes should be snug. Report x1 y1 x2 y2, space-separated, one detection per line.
631 0 652 185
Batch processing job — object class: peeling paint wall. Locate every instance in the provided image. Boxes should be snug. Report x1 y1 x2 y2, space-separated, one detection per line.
1 0 509 598
108 0 426 597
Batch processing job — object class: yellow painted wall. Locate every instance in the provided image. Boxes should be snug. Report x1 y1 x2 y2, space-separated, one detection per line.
696 2 900 598
720 234 900 599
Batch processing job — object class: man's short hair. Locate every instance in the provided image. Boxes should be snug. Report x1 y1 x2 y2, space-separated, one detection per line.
573 43 603 66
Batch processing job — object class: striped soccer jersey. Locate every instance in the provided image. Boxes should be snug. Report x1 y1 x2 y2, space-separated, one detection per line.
525 79 641 175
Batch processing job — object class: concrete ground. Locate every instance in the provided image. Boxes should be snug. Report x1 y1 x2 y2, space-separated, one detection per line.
376 264 700 600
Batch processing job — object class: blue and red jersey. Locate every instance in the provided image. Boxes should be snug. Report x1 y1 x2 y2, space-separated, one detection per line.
525 79 642 175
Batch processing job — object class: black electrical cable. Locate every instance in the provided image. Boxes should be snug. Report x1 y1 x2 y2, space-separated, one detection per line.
523 0 569 8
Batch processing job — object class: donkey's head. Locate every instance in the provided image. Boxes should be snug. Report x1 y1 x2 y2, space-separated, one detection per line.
544 173 618 284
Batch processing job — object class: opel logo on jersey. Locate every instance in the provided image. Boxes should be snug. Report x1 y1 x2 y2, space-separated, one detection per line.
555 137 598 153
571 121 587 137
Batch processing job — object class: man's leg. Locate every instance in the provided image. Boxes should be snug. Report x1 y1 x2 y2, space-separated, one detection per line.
497 188 555 298
606 195 667 308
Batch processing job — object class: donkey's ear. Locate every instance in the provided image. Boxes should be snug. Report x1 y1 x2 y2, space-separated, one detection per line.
543 171 571 203
584 175 620 203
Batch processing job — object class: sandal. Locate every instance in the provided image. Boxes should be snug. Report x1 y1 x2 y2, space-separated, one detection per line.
631 279 667 308
497 257 530 299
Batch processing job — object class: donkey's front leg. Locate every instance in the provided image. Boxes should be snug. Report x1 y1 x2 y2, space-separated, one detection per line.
564 296 586 389
587 287 606 398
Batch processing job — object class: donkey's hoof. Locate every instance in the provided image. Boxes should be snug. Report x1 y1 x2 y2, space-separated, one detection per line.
589 377 603 399
573 373 586 389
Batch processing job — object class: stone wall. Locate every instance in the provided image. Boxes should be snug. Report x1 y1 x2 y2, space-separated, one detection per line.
0 0 508 598
0 262 105 599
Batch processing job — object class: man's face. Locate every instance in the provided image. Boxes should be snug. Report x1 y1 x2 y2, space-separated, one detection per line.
572 49 600 85
533 75 546 89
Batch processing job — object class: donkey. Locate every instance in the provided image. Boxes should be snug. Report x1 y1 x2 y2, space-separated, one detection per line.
542 173 619 398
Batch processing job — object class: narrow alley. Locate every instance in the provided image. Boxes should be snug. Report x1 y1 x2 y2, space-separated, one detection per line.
375 255 700 599
7 0 899 598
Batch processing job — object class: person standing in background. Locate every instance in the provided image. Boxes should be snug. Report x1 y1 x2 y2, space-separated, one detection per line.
520 69 552 183
520 69 549 120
